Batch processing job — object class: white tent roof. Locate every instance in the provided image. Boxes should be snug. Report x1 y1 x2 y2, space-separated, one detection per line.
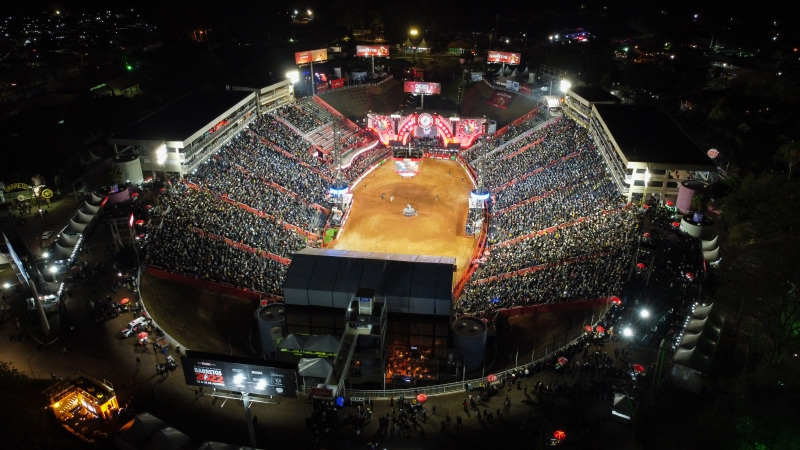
58 233 80 248
88 192 104 204
115 412 167 449
53 243 73 260
74 210 95 224
611 392 634 422
298 357 334 379
145 426 193 450
65 219 87 234
304 334 340 354
278 334 307 351
0 251 9 264
83 201 102 214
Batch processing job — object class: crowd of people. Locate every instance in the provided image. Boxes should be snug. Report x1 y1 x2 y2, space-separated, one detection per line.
144 184 306 296
143 104 396 296
144 97 638 313
456 118 637 316
274 101 333 134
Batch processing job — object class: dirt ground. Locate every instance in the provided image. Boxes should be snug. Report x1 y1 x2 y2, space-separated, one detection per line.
331 158 478 285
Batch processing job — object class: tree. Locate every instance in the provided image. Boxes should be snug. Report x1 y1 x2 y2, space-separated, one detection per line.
106 163 123 185
776 140 800 181
719 239 800 366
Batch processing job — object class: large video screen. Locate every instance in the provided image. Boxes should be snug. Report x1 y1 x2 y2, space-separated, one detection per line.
356 45 390 57
181 351 297 398
295 49 328 64
394 158 421 176
487 51 521 64
403 81 441 95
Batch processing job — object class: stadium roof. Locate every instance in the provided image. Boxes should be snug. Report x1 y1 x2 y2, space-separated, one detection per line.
111 90 254 144
568 86 620 104
593 104 715 169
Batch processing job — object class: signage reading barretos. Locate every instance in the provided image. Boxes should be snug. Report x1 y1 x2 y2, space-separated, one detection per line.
181 351 297 398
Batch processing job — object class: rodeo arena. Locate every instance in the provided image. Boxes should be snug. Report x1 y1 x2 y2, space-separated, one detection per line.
2 73 724 449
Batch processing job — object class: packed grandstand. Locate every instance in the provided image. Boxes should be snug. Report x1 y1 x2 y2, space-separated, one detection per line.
142 100 637 321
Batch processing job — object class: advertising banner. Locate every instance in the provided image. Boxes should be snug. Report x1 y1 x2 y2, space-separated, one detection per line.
403 81 441 95
356 45 390 57
487 51 521 64
181 351 297 398
505 80 520 91
295 49 328 65
330 78 346 89
487 90 514 110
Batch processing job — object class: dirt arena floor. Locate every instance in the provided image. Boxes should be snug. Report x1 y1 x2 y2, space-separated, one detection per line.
331 158 478 285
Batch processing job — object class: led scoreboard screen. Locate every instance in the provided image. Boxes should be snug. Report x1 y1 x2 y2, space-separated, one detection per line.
181 351 297 398
394 158 421 176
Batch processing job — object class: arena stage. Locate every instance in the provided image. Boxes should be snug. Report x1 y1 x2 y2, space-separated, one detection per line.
330 158 478 285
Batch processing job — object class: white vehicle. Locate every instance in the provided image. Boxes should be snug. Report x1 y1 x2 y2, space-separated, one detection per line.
42 230 54 240
121 317 149 338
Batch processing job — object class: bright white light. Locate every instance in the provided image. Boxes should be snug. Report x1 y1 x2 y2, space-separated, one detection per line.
49 266 58 274
255 379 267 390
155 144 167 164
233 373 245 385
307 9 312 15
640 309 650 319
410 28 418 36
559 79 572 93
43 251 50 258
623 327 633 337
3 282 10 289
286 70 299 84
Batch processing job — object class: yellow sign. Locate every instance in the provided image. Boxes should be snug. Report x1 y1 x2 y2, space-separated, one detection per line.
3 182 32 192
41 189 54 198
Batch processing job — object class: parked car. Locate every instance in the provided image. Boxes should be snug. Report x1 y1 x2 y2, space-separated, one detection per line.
41 230 54 240
121 317 149 338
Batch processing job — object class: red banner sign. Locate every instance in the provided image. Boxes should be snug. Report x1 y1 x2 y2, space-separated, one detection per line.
487 51 521 64
356 45 390 57
330 78 345 89
311 387 333 397
403 81 441 95
295 49 328 64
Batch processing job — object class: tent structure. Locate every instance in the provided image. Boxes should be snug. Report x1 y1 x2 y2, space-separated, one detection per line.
82 201 102 214
58 233 80 247
65 219 87 234
277 334 307 354
145 426 193 450
304 334 340 356
115 412 167 449
75 210 95 224
88 192 104 204
611 393 635 423
298 357 334 380
670 303 724 393
53 243 74 260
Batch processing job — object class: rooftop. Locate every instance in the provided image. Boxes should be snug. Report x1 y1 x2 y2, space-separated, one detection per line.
593 104 715 169
568 86 620 104
111 90 253 143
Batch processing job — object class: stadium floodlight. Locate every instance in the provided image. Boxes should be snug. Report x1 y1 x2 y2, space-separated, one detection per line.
286 70 300 85
410 28 418 36
623 327 634 337
559 79 572 93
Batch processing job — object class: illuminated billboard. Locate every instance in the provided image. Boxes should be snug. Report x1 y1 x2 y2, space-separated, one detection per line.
356 45 390 57
295 49 328 65
487 51 521 64
394 158 421 176
180 351 297 398
403 81 441 95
